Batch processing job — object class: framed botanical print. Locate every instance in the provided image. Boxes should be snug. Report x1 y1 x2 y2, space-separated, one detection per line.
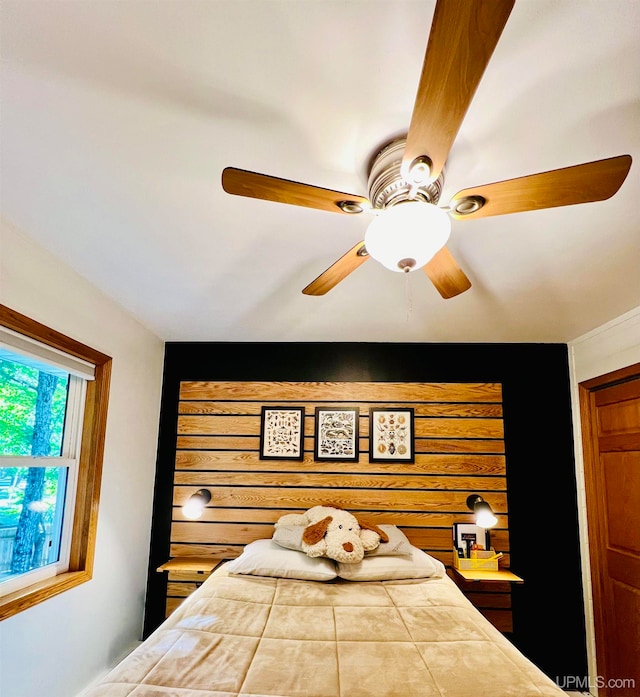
259 406 305 460
369 407 414 462
314 407 359 462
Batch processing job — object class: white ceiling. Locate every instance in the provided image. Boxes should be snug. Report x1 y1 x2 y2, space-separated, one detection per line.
1 0 639 343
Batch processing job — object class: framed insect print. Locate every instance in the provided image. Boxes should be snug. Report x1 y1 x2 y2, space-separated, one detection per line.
314 407 359 462
369 407 414 462
259 406 305 460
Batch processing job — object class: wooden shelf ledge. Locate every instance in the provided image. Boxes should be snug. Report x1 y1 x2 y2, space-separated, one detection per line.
451 567 524 583
156 556 227 574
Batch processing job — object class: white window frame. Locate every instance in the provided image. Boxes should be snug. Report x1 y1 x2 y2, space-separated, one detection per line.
0 305 111 621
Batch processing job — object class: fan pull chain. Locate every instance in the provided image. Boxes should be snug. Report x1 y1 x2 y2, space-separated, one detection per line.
405 273 413 323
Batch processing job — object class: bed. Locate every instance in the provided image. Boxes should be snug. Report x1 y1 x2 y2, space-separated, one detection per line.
86 531 567 697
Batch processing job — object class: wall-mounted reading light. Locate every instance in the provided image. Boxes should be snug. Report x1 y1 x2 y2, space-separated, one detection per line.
182 489 212 520
466 494 498 529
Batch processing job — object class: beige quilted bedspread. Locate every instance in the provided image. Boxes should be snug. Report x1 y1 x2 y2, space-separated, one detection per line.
86 565 566 697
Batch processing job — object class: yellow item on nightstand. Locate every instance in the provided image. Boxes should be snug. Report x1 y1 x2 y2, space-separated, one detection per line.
453 547 502 571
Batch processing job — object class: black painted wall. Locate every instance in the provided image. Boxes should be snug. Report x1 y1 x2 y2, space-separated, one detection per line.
144 341 587 682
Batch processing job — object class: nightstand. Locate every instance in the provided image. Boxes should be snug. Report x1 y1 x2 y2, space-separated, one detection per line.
157 556 227 617
448 566 523 634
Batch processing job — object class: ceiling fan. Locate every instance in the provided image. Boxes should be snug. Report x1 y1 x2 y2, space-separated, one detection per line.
221 0 632 299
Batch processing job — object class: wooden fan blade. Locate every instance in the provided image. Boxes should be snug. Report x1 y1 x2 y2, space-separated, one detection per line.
222 167 369 214
450 155 633 220
423 247 472 299
302 242 369 296
403 0 515 180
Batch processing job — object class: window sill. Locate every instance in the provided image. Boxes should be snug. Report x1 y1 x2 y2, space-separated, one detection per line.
0 569 92 621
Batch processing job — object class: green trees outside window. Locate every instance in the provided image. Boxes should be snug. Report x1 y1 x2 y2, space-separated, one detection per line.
0 357 69 580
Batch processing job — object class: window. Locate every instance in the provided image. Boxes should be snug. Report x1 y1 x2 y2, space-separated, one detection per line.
0 305 111 620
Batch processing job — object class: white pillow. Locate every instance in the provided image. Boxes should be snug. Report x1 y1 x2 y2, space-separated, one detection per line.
364 524 413 557
225 539 337 581
272 523 304 551
337 545 446 581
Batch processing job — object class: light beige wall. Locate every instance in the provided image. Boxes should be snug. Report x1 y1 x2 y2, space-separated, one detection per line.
0 218 165 697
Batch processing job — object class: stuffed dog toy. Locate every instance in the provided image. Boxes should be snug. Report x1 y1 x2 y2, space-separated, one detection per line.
276 505 389 563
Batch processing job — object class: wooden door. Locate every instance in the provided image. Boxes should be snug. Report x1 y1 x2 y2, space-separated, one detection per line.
579 363 640 697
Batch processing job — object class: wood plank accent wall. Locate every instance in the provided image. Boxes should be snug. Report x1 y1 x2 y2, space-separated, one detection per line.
167 380 513 629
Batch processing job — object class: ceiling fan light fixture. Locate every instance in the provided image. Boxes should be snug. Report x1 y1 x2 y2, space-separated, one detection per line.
364 201 451 273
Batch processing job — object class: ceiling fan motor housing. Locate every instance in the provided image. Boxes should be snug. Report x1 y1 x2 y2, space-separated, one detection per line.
367 137 444 210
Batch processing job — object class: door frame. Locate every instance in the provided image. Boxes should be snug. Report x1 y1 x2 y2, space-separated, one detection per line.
578 362 640 697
